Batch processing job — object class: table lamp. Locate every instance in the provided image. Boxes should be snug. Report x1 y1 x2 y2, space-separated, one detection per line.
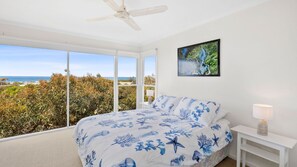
253 104 273 136
146 90 154 104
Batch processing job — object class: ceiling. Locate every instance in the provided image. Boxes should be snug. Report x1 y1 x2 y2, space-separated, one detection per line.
0 0 269 46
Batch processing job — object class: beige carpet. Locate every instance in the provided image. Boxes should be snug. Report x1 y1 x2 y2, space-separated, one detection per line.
0 128 236 167
0 128 82 167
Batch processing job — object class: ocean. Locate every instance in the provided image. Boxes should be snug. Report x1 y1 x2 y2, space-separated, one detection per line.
0 76 133 83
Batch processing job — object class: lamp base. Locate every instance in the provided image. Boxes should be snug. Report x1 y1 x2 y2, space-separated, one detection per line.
148 96 153 104
257 119 268 136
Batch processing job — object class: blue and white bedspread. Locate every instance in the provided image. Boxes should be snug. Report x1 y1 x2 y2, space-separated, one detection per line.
74 109 233 167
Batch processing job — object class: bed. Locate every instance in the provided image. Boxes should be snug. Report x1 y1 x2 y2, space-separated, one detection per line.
73 96 233 167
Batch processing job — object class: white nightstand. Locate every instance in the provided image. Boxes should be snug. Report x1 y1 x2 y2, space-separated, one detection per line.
231 125 297 167
140 102 151 109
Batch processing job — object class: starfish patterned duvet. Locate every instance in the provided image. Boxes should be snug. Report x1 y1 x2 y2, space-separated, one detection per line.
73 108 232 167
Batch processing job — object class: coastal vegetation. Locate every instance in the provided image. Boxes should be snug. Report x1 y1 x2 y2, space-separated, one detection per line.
0 74 156 138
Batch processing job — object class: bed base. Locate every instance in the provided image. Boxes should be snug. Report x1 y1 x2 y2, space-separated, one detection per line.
193 144 230 167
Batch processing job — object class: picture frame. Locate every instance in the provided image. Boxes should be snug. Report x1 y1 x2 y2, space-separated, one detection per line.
177 39 220 77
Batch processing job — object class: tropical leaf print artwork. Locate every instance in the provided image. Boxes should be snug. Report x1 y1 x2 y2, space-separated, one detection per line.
178 39 220 76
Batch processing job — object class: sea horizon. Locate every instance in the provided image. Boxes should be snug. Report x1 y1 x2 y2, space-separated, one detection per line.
0 76 134 82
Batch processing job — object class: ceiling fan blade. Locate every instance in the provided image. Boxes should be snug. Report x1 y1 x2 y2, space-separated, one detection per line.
103 0 120 11
129 5 168 17
87 15 114 22
122 18 141 31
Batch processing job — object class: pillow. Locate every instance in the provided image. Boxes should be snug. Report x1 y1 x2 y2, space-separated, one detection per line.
151 95 181 113
173 97 221 126
212 107 228 124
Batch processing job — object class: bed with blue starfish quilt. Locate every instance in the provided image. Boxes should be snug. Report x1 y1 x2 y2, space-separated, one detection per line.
74 108 232 167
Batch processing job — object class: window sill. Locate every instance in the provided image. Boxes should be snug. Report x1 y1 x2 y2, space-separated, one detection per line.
0 126 75 143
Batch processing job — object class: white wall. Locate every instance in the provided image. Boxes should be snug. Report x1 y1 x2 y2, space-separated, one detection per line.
143 0 297 166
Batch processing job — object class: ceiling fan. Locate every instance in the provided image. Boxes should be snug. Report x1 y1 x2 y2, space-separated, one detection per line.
88 0 168 31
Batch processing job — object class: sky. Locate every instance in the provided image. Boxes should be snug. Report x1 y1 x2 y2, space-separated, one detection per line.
144 56 156 76
0 45 155 77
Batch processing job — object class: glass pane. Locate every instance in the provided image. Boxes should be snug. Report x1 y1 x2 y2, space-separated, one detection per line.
118 56 137 85
119 86 137 111
118 56 137 111
69 52 114 125
144 56 156 85
144 86 155 102
0 45 67 139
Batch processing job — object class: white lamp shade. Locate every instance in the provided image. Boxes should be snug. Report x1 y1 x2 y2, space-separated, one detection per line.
146 90 154 97
253 104 273 120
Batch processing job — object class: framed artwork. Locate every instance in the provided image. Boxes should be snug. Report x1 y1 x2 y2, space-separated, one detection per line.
178 39 220 76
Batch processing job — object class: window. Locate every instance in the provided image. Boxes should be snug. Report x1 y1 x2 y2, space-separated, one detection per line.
0 45 67 138
143 56 156 102
69 52 114 125
0 44 148 140
118 56 137 111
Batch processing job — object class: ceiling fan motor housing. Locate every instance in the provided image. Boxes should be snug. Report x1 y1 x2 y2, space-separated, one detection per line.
114 10 129 19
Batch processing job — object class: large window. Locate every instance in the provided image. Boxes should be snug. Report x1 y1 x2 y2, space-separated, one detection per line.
0 45 67 138
69 52 114 125
143 56 156 102
0 44 153 139
118 56 137 111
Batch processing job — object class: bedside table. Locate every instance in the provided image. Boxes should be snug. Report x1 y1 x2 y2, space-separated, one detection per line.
231 125 297 167
140 102 151 109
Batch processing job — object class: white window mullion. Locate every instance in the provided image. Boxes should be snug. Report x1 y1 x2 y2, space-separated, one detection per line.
114 52 119 112
137 54 143 109
141 55 145 105
155 48 158 97
66 51 70 127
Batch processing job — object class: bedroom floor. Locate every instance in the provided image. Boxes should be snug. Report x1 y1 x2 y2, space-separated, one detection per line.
0 128 236 167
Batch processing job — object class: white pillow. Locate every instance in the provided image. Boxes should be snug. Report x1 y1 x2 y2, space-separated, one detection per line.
152 95 181 113
212 107 228 123
173 97 221 126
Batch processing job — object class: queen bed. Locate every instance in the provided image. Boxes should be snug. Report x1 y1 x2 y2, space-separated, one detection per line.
73 96 233 167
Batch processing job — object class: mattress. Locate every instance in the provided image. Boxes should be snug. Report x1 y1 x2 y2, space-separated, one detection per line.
73 108 232 167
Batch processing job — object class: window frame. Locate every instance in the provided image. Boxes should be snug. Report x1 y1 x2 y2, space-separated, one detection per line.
116 55 138 111
140 50 158 104
0 39 141 141
67 51 116 125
